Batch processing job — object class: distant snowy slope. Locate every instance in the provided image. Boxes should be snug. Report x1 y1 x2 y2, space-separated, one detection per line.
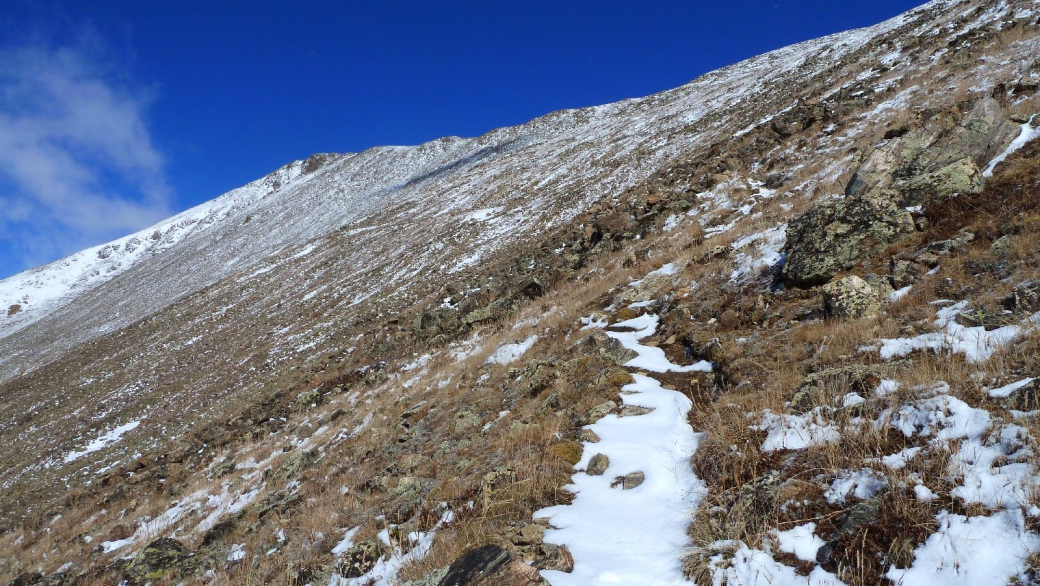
0 0 952 383
0 158 318 340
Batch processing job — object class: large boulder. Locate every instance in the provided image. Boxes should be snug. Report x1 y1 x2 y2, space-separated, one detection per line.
783 190 915 288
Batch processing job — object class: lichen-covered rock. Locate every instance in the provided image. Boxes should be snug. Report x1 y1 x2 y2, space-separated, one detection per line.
894 157 983 206
847 98 1017 205
580 331 638 366
822 276 883 320
120 538 192 583
783 191 915 288
1012 280 1040 313
337 540 384 578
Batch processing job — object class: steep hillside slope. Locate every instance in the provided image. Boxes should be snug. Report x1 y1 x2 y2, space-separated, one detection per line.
3 0 1040 584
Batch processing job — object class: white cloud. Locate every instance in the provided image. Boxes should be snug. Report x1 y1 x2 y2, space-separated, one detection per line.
0 38 173 276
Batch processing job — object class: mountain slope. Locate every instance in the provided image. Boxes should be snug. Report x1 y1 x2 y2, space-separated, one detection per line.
3 1 1040 584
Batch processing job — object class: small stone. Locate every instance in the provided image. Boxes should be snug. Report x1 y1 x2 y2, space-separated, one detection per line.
585 401 617 424
577 429 601 443
619 405 654 417
514 523 545 546
611 471 645 489
587 453 610 476
915 252 940 268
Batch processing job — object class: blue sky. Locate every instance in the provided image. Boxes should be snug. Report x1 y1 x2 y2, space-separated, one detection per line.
0 1 924 279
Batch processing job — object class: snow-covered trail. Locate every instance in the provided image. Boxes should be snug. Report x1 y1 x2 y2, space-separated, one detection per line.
536 314 710 585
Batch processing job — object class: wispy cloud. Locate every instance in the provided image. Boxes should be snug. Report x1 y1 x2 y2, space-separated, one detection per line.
0 36 173 278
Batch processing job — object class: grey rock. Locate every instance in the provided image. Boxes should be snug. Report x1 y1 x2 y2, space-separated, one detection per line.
619 405 654 417
581 331 638 366
585 401 617 424
611 471 645 490
587 453 610 476
1013 281 1040 313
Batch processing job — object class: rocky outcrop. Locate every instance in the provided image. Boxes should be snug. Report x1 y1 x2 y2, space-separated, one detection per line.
847 98 1018 205
785 98 1017 288
782 190 915 287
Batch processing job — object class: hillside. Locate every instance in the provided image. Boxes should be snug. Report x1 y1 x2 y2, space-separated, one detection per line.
3 0 1040 584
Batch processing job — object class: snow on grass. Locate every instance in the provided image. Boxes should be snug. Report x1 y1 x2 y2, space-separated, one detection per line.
709 544 848 586
874 301 1022 363
983 116 1039 177
329 510 453 586
883 389 1040 510
606 314 712 373
331 527 361 556
889 285 912 302
755 409 840 452
486 335 538 365
63 419 141 463
729 224 786 282
824 469 888 505
987 377 1035 398
775 523 827 563
886 510 1040 585
537 313 705 585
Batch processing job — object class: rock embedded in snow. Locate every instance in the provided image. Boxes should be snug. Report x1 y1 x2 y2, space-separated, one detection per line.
587 453 610 476
613 471 645 490
619 405 655 417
